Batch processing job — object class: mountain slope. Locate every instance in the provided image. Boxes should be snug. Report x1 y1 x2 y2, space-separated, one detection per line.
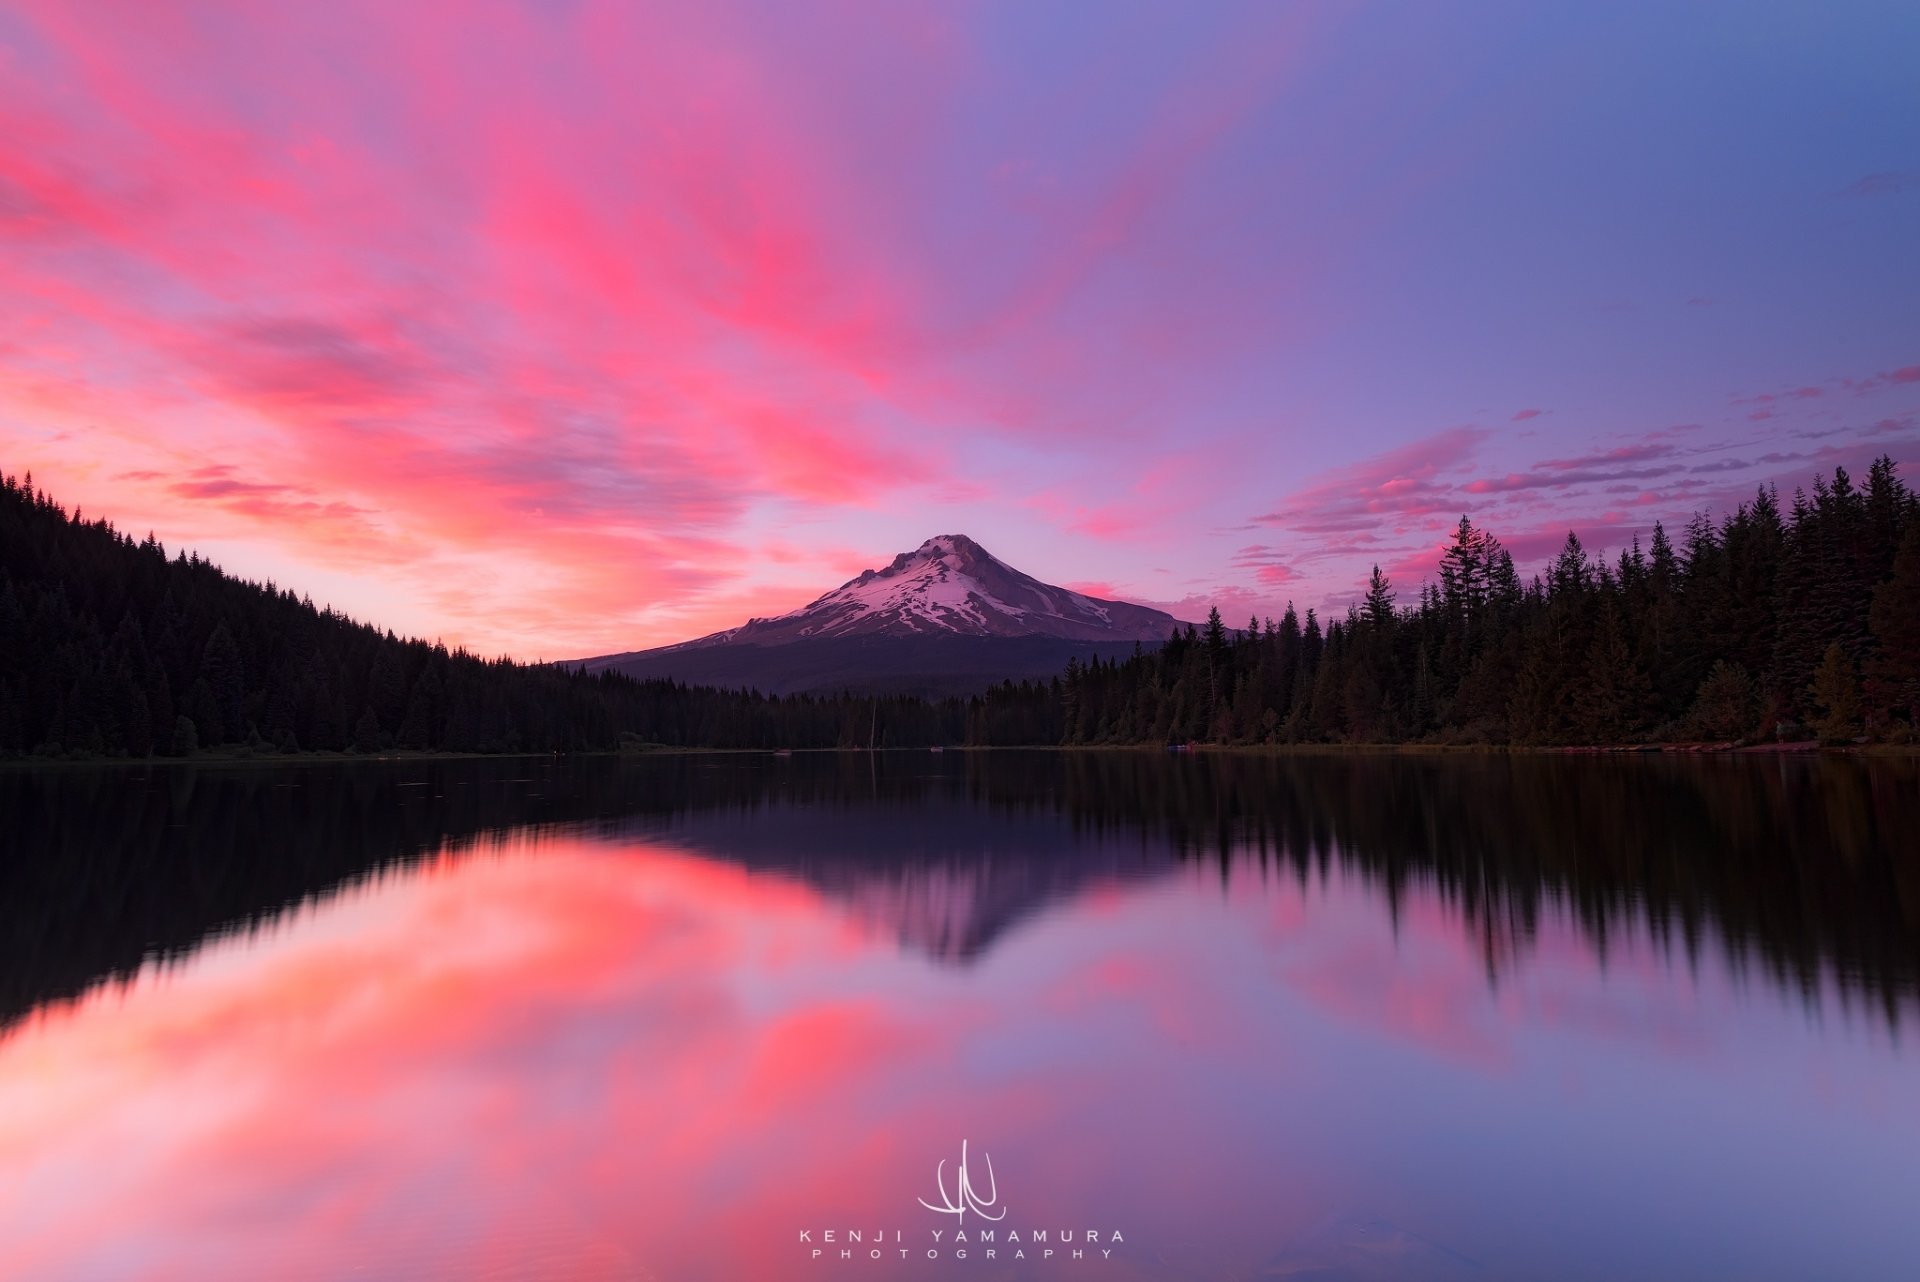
580 534 1185 695
0 473 970 756
581 633 1156 699
709 534 1175 644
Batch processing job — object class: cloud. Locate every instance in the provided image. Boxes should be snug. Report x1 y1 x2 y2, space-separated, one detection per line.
200 317 430 417
1840 171 1919 198
1229 544 1298 587
1217 402 1920 619
1736 361 1919 403
1541 442 1679 469
1 3 1914 656
1253 426 1486 544
1457 438 1685 494
1733 384 1827 408
1465 465 1682 494
1062 579 1120 599
1128 584 1270 623
108 465 398 565
0 0 1345 654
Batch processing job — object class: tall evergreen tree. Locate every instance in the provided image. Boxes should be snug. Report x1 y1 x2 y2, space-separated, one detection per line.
1869 521 1920 728
1809 643 1862 745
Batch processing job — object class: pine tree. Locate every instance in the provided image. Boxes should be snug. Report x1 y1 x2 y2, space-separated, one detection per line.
353 707 384 752
397 667 445 749
1574 598 1651 741
1274 602 1301 713
1809 642 1861 745
1202 607 1227 729
198 624 246 744
1687 661 1759 741
1508 643 1556 745
1863 456 1906 582
1363 566 1395 630
1439 516 1488 620
1868 521 1920 730
185 678 224 746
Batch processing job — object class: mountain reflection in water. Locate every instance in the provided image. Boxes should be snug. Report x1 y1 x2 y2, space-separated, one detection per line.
0 751 1917 1281
5 751 1916 1026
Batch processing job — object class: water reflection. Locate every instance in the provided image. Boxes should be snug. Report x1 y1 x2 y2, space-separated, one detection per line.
4 752 1916 1025
0 752 1916 1280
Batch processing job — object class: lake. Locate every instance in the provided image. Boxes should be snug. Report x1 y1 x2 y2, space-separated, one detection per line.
0 751 1916 1281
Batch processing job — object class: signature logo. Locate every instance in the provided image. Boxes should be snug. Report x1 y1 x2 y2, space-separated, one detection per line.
918 1139 1007 1225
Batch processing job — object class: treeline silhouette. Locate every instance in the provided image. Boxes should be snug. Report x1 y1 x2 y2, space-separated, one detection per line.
6 751 1914 1029
0 471 967 757
971 458 1920 746
5 461 1918 753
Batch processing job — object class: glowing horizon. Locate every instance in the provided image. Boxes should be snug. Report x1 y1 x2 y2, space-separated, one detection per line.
2 1 1915 657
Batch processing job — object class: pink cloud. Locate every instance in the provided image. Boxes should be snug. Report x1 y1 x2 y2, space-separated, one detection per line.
1225 396 1920 612
1129 585 1268 624
0 1 1328 655
1229 545 1298 587
1253 426 1487 545
1 3 1914 656
1464 466 1680 495
1063 579 1121 599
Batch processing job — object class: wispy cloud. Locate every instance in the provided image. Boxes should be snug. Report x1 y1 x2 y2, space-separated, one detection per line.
0 2 1914 650
1840 171 1919 198
1253 426 1487 544
1229 545 1298 587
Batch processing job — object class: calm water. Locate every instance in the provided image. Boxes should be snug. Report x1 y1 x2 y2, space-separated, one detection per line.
1 751 1916 1281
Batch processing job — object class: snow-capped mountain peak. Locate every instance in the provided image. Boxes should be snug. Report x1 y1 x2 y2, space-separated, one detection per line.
574 534 1189 693
718 534 1177 644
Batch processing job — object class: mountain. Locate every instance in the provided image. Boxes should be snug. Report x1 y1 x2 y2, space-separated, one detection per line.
0 472 971 757
695 534 1177 644
578 534 1186 696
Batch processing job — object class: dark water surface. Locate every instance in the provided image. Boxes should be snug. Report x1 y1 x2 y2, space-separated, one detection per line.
0 751 1916 1281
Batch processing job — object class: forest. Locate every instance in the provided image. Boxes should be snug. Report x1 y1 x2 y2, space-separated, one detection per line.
8 751 1914 1029
3 458 1917 756
0 472 966 756
968 457 1920 747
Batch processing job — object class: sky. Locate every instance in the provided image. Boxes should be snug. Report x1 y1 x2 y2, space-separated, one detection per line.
1 0 1916 658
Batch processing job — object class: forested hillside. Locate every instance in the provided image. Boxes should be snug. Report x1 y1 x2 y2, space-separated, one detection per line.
5 460 1917 757
0 472 964 756
970 459 1920 747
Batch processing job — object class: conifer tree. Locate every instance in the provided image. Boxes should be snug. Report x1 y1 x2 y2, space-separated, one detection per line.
1687 661 1758 741
1869 522 1920 727
1809 643 1862 745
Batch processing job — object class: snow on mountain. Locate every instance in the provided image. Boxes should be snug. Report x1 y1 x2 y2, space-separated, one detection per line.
694 534 1177 645
572 534 1185 695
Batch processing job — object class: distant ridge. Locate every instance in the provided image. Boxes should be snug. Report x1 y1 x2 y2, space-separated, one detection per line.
577 534 1186 695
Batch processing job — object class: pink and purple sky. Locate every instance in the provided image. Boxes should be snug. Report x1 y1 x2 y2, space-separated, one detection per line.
2 1 1916 657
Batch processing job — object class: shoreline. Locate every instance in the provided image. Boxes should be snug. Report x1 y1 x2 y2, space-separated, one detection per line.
3 740 1915 771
